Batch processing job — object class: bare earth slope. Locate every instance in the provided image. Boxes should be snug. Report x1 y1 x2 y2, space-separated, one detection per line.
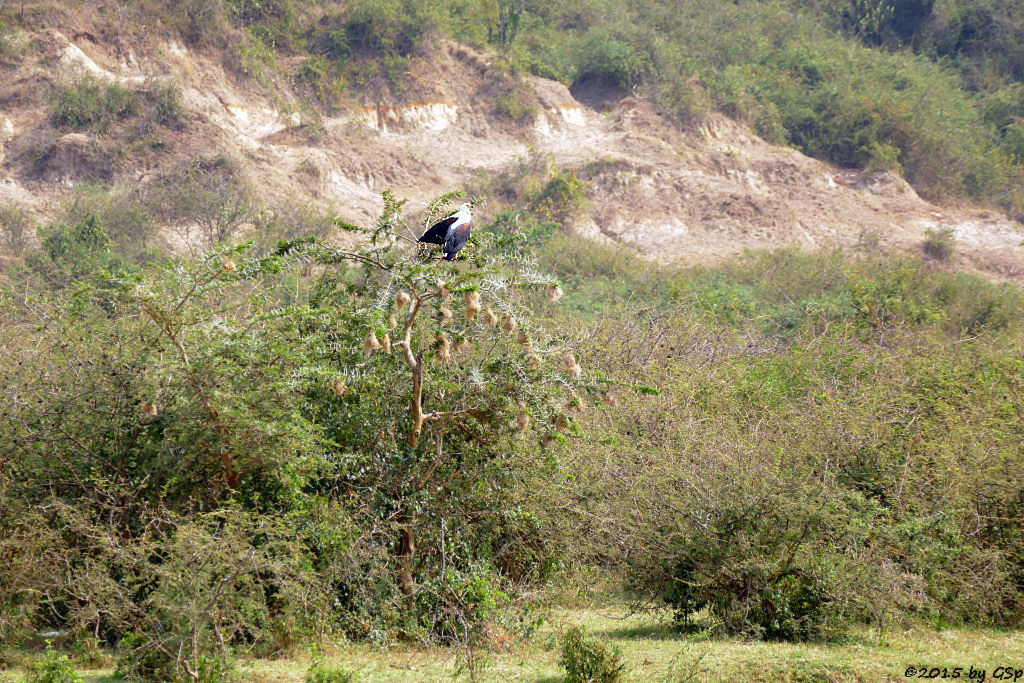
1 34 1021 280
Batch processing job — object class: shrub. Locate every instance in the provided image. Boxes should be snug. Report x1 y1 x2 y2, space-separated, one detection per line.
149 80 188 129
61 184 159 259
50 77 143 133
0 201 33 255
495 87 536 122
305 656 357 683
661 487 848 641
530 169 588 227
26 642 82 683
151 155 253 246
923 226 956 262
559 626 624 683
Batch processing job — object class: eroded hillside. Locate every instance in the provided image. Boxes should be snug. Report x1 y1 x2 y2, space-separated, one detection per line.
1 25 1021 280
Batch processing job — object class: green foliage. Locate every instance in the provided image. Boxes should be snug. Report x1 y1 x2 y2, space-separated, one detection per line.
24 214 133 288
227 0 298 49
577 26 649 88
167 0 232 47
61 183 159 260
494 0 525 49
305 0 444 93
26 643 82 683
676 250 1021 337
663 485 848 641
50 77 143 133
305 657 357 683
559 626 624 683
864 140 902 174
531 169 588 227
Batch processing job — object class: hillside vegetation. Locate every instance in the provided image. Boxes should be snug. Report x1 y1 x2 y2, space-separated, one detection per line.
5 0 1016 213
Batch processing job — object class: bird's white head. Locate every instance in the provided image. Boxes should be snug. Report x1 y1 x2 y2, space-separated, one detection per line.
457 202 473 215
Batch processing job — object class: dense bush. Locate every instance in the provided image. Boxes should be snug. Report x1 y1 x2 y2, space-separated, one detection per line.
559 626 624 683
538 246 1024 640
0 191 600 677
26 642 82 683
61 183 160 260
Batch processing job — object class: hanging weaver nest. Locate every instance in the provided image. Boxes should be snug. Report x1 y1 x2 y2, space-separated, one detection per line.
364 331 382 356
465 291 481 321
563 351 582 380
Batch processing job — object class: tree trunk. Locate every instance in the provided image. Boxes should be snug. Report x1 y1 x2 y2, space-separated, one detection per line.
397 513 417 599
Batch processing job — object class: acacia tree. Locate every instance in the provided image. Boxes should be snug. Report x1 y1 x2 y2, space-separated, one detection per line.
300 190 596 601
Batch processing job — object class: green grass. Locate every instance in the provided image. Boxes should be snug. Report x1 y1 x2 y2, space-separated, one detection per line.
50 77 143 133
6 596 1021 682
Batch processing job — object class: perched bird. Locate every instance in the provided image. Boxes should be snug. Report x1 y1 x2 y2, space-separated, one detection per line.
418 202 473 261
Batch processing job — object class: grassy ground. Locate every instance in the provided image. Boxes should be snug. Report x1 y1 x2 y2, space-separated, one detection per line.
4 595 1022 682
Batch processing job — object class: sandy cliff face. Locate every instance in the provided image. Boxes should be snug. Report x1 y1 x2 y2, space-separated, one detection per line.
0 30 1020 281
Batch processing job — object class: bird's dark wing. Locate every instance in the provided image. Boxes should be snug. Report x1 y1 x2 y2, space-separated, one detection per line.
443 222 472 261
419 215 457 244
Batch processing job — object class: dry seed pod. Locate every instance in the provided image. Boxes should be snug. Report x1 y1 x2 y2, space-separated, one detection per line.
604 391 619 408
542 434 557 449
221 259 238 273
502 314 518 334
568 397 586 415
515 412 530 430
437 280 451 300
483 307 499 326
439 307 453 322
465 291 481 321
389 313 397 330
555 416 569 433
364 331 382 356
453 338 471 354
382 333 392 354
332 378 347 396
517 330 529 346
143 403 158 417
528 353 541 369
395 291 411 309
546 283 563 303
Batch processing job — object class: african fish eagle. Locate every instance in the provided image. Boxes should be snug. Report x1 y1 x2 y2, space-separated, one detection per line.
418 202 473 261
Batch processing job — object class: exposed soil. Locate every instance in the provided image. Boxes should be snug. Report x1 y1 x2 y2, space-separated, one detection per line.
0 29 1021 281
